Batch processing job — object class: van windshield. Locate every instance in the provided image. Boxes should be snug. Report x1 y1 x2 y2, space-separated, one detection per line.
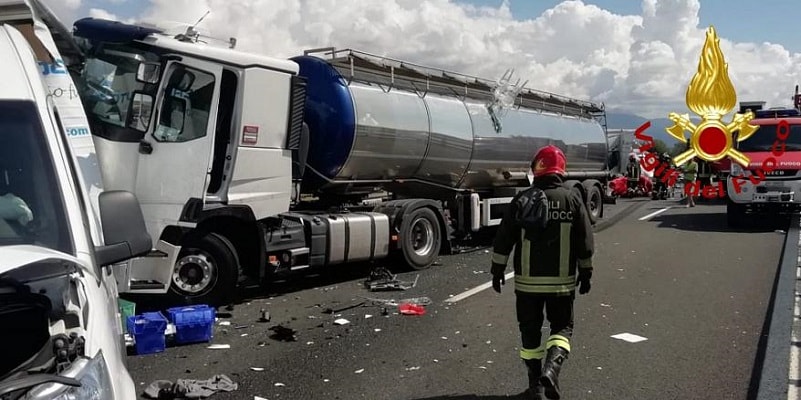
736 123 801 152
0 100 72 254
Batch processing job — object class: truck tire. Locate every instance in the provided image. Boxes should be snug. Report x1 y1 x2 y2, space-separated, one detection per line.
585 184 603 224
726 201 745 228
169 232 239 306
399 207 442 270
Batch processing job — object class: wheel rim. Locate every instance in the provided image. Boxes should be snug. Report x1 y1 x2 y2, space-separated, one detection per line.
410 217 435 257
589 191 601 217
172 252 216 295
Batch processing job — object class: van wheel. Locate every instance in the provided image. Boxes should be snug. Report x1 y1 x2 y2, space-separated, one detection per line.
170 232 239 306
399 207 442 270
585 185 603 223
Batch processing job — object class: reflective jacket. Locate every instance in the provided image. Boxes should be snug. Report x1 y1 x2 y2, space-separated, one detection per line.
491 175 595 295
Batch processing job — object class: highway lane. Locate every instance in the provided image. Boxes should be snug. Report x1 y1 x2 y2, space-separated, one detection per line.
126 199 790 399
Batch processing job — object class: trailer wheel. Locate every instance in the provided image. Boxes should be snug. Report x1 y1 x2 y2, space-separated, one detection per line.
399 207 442 270
585 185 603 223
169 232 239 306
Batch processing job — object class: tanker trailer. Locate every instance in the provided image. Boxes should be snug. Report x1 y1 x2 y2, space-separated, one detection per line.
259 48 610 272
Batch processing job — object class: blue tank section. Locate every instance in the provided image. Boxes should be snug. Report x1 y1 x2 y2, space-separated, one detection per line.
290 55 357 188
73 18 162 43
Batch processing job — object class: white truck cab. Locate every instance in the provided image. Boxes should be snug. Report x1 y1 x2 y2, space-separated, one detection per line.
0 22 150 400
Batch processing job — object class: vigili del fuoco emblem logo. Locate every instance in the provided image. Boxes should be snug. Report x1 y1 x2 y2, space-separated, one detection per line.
666 26 759 167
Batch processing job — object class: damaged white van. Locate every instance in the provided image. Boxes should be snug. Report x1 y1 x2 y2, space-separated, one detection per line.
0 23 150 400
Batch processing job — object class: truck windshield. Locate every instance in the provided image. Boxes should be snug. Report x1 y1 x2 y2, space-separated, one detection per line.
736 123 801 152
79 45 159 131
0 101 72 254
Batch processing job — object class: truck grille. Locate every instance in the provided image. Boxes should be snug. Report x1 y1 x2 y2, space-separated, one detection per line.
286 75 307 150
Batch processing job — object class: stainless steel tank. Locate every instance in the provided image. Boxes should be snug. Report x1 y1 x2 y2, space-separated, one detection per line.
292 54 608 193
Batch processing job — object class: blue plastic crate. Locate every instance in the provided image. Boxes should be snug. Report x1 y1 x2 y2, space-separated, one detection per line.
167 305 216 345
126 312 168 355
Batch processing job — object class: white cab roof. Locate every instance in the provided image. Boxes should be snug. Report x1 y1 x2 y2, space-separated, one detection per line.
0 24 38 102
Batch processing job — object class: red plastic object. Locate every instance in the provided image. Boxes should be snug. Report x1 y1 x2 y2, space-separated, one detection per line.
399 303 426 316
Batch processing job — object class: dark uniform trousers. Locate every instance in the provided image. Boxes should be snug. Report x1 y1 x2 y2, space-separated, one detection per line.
516 293 574 361
491 175 594 362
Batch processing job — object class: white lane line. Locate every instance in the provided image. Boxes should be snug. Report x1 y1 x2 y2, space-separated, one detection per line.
445 271 515 303
638 207 672 221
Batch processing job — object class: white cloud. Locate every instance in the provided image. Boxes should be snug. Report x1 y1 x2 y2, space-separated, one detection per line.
34 0 801 119
88 8 118 21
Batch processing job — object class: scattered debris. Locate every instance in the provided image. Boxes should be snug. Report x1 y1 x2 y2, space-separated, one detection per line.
258 309 271 323
207 344 230 350
374 328 382 332
399 303 426 316
250 367 264 372
359 296 432 307
355 369 365 374
322 301 366 314
364 266 419 291
269 325 298 342
600 303 611 308
255 397 267 400
274 383 285 387
334 318 350 325
235 325 248 330
218 321 231 326
143 374 238 399
365 314 373 319
406 366 421 371
610 332 648 343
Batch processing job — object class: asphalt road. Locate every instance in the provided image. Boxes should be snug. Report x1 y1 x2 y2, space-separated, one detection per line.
126 198 791 400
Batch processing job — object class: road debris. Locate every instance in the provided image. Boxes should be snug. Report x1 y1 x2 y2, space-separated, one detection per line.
250 367 264 372
218 321 231 326
334 318 350 325
143 374 238 399
399 303 426 316
355 368 365 374
406 366 421 371
274 382 285 387
322 301 366 314
364 266 419 291
258 309 271 323
610 332 648 343
207 344 230 350
268 325 298 342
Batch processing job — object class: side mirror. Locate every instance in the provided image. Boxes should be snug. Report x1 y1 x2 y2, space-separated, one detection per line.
94 191 152 267
136 62 161 84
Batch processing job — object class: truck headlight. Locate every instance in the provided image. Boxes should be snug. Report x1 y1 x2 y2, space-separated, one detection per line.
730 163 743 176
27 351 114 400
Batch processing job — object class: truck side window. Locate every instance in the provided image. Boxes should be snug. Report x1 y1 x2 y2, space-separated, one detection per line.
153 65 215 143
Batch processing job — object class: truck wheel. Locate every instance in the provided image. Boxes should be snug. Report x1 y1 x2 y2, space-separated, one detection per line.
585 185 603 223
170 232 239 306
726 201 745 228
399 207 442 270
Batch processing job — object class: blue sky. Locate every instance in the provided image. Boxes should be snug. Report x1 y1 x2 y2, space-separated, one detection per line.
68 0 801 53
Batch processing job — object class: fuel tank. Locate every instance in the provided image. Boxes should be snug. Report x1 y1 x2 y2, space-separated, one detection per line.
292 54 608 194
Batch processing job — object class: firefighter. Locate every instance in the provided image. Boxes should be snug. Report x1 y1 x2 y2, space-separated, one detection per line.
490 145 595 400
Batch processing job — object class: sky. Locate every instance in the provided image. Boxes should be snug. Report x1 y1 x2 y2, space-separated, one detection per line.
39 0 801 119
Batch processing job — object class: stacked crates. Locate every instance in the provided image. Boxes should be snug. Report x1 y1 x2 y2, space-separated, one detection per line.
126 312 168 355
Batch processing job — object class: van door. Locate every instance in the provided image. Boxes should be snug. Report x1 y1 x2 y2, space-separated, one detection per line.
135 58 222 232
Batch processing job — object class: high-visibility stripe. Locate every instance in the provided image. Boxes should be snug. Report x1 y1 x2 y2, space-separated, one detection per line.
559 222 570 278
492 252 509 265
578 257 592 269
515 282 575 294
521 229 531 278
515 275 576 285
520 346 546 360
546 335 571 352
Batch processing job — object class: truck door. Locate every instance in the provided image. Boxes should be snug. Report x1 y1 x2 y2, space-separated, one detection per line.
136 58 222 232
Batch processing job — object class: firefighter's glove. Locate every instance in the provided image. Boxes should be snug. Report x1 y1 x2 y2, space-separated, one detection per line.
491 264 506 294
578 270 592 295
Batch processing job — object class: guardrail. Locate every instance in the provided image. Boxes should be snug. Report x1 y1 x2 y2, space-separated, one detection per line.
754 213 800 400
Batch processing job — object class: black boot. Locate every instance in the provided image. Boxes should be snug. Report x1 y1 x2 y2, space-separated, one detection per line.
540 346 569 399
524 359 544 400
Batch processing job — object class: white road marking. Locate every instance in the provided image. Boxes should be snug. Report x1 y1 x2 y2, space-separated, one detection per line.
445 271 515 303
638 207 672 221
790 216 801 399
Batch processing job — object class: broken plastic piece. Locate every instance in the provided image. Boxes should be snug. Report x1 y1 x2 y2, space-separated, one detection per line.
333 318 350 325
207 344 230 349
259 309 271 323
399 303 426 316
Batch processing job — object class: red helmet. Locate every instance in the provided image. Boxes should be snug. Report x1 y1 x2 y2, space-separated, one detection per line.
531 145 566 178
